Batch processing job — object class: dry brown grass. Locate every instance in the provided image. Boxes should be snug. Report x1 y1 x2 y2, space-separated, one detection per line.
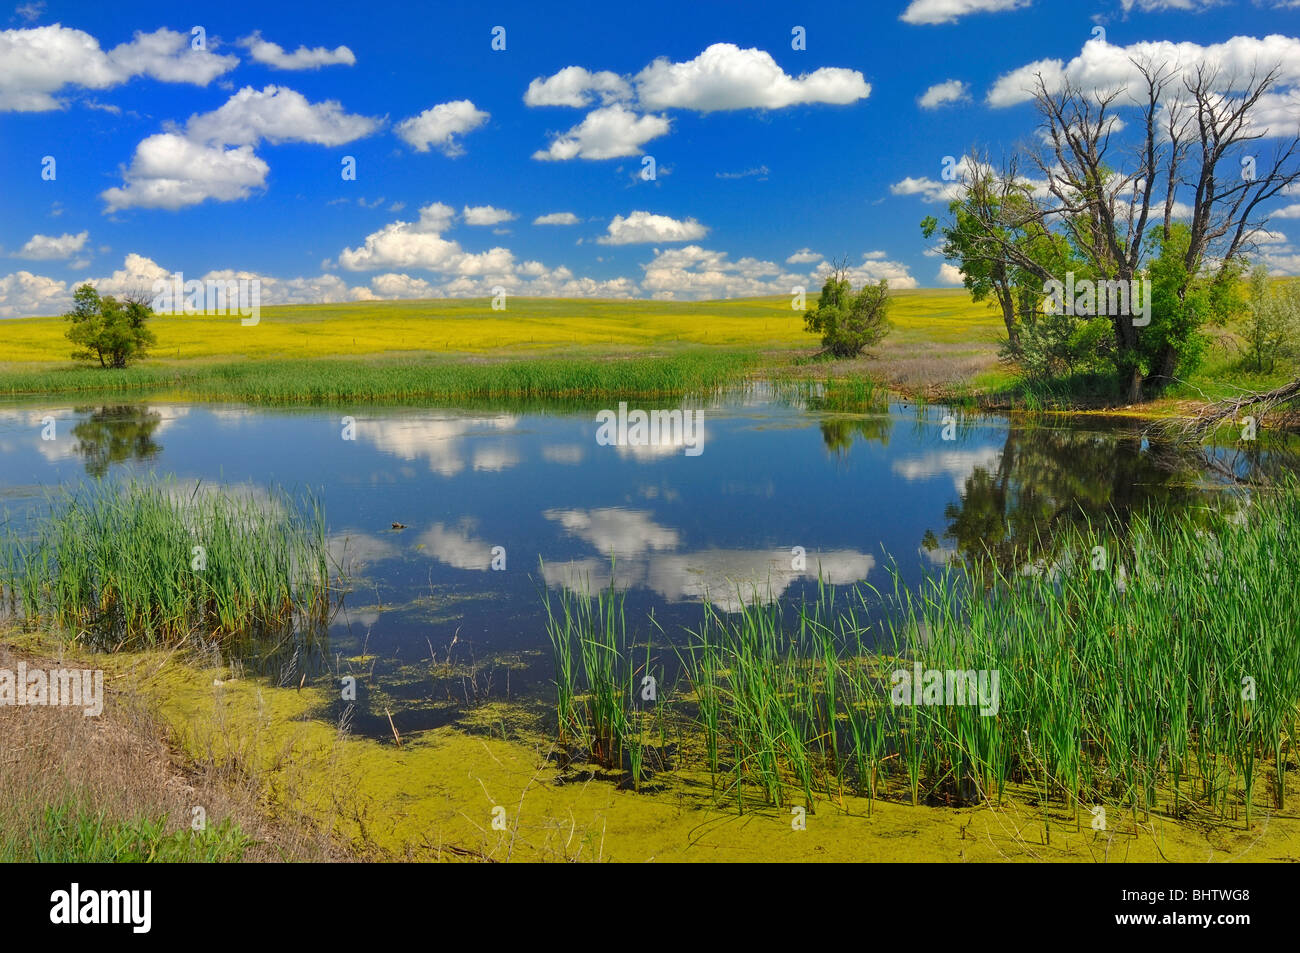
868 344 1001 395
0 640 351 861
767 339 1002 397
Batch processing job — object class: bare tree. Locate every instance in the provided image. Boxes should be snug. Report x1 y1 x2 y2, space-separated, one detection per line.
1042 63 1298 398
121 287 155 310
827 255 852 286
938 59 1300 403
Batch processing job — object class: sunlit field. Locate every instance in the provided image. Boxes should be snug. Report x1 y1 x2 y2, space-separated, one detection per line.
1 289 1287 414
2 296 799 362
1 290 996 363
0 290 1007 403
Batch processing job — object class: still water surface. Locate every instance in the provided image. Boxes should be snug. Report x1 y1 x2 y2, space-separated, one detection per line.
0 388 1270 735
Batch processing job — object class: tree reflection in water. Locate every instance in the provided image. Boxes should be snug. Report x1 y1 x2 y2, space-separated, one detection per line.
71 406 164 477
819 415 892 454
930 421 1257 574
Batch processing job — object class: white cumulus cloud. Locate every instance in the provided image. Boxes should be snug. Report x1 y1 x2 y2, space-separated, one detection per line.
641 245 792 298
337 201 513 275
524 66 631 107
533 104 669 160
598 210 708 245
15 230 88 260
0 269 70 317
938 262 965 285
239 31 355 70
102 86 380 211
901 0 1032 25
635 42 870 111
525 43 869 158
462 205 516 226
0 24 237 111
988 34 1300 110
395 99 489 156
101 134 270 211
919 79 971 108
184 84 380 146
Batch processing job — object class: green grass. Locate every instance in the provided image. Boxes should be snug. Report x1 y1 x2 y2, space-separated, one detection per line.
544 487 1300 825
0 479 332 649
0 349 760 405
804 376 888 413
884 490 1300 825
1165 346 1298 403
682 590 849 810
2 802 252 862
543 574 664 788
986 341 1300 412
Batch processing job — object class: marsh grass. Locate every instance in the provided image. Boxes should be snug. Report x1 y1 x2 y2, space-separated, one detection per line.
765 376 889 414
0 351 757 405
680 586 900 812
547 488 1300 825
0 479 333 649
543 579 629 767
543 577 664 787
805 377 887 413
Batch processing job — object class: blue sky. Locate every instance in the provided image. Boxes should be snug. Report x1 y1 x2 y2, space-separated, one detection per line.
3 0 1300 316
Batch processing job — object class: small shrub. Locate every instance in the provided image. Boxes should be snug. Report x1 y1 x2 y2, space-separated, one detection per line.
803 263 892 358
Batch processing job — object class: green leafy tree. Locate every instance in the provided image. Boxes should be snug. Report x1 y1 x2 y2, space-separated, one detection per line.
923 160 1088 378
1242 265 1300 373
921 161 1072 349
803 261 892 358
64 284 156 368
1000 310 1112 382
1136 224 1220 383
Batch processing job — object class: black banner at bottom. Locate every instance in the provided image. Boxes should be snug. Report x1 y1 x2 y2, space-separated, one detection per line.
1 861 1284 940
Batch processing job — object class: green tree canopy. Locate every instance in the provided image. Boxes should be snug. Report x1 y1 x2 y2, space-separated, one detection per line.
803 263 892 358
64 284 156 369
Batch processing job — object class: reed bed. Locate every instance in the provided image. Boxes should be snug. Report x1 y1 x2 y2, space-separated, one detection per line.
0 351 756 404
804 377 888 413
544 488 1300 824
543 580 663 788
0 479 332 649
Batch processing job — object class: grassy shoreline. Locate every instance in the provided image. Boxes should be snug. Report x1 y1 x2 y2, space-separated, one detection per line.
0 346 1274 423
0 638 348 861
2 290 1293 421
8 622 1297 862
0 350 1280 425
4 480 1300 860
0 350 760 405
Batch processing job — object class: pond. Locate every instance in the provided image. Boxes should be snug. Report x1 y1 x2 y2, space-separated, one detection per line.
0 387 1279 738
